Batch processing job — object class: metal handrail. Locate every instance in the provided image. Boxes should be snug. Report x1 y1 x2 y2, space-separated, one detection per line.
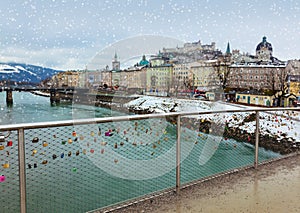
0 107 297 131
1 106 299 213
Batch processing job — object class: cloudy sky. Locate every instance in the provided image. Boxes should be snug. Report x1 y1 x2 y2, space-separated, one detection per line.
0 0 299 70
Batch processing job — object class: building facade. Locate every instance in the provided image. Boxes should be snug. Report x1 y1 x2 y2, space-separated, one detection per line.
227 36 287 92
119 66 147 93
50 71 79 87
190 60 219 91
172 63 190 93
236 91 274 106
146 64 173 94
228 64 286 91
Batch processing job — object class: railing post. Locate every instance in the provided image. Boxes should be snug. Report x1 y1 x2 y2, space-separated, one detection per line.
6 89 13 107
254 111 259 169
18 128 27 213
176 115 181 194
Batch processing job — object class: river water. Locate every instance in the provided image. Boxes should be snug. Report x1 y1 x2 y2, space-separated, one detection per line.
0 92 119 124
0 92 281 213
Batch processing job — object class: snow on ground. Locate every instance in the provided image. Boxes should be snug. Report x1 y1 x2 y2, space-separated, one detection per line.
125 96 300 142
31 90 50 97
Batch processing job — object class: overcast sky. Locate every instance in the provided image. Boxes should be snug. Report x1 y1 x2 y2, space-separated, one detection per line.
0 0 299 70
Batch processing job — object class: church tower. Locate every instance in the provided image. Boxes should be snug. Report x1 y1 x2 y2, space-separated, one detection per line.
112 52 120 71
225 42 231 55
256 36 273 63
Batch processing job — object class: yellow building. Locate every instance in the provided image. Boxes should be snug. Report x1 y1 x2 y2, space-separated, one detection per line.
119 67 147 93
288 75 300 97
145 56 173 95
51 71 79 87
146 64 173 94
190 60 219 90
236 91 274 106
111 71 121 88
172 63 190 93
100 70 112 87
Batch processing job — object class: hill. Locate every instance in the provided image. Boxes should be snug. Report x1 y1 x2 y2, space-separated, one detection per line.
0 62 62 84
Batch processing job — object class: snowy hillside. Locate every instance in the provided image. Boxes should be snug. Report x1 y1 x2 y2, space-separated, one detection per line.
0 62 62 84
125 96 300 144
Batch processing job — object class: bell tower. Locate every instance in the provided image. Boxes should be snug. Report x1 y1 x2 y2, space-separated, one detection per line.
112 52 120 71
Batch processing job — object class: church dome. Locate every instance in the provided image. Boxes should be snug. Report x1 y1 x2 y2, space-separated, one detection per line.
139 55 149 66
256 36 273 52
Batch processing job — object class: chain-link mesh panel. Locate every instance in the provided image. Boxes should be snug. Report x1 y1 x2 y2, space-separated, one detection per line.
257 110 299 155
0 130 20 213
179 111 283 185
24 118 177 213
2 109 299 213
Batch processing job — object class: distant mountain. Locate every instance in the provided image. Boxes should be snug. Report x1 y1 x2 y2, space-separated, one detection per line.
0 62 62 84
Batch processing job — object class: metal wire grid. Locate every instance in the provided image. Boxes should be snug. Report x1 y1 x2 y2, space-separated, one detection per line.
179 111 285 185
23 118 176 213
1 108 298 213
0 130 20 213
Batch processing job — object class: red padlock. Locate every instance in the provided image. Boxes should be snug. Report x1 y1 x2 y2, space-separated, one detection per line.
7 141 12 147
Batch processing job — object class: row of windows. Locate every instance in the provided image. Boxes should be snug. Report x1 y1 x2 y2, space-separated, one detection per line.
232 81 265 86
150 68 170 71
239 96 268 101
231 75 268 80
173 67 189 70
151 72 168 76
158 77 170 81
173 71 189 75
176 76 188 79
232 69 281 74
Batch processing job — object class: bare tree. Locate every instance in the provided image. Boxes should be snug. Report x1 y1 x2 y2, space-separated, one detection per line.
170 75 181 97
264 68 289 106
212 59 231 90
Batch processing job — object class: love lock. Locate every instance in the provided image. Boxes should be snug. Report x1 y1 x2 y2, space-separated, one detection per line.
0 135 4 143
0 132 9 143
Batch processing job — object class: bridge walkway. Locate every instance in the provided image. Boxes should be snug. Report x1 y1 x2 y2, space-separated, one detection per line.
107 154 300 213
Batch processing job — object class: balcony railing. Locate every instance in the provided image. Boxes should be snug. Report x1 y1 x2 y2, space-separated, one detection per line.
0 107 299 213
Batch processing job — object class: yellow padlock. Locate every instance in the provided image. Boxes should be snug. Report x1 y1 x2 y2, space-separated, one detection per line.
32 149 37 156
68 138 72 144
3 161 9 168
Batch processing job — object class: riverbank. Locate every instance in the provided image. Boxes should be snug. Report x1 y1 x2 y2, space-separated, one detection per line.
123 96 300 155
29 92 300 154
102 153 300 213
83 94 300 154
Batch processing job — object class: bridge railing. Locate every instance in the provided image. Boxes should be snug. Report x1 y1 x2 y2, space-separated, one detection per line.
0 108 299 213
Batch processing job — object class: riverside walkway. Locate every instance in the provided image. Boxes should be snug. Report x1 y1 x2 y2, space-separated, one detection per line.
106 154 300 213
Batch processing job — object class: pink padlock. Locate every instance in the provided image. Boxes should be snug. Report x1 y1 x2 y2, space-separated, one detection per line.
0 175 6 182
